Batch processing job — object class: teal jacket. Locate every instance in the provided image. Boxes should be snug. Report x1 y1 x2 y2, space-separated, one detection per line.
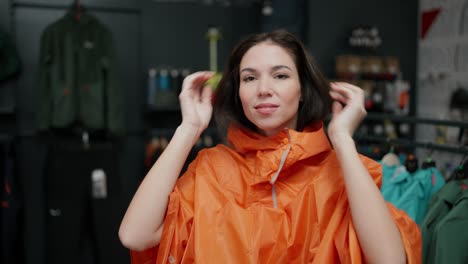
36 12 124 136
381 165 445 225
380 164 412 204
422 179 468 264
393 167 445 225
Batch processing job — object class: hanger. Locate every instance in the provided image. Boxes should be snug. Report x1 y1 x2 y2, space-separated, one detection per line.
452 154 468 181
381 141 400 167
70 0 85 21
421 143 436 169
405 153 418 173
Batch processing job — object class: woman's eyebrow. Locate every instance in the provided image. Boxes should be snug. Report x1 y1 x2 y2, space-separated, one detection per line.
240 67 257 74
271 65 292 72
240 65 292 74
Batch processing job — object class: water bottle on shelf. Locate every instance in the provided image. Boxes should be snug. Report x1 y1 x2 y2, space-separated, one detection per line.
147 68 157 109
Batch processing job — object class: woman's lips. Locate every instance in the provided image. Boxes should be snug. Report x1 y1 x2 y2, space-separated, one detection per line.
255 103 278 114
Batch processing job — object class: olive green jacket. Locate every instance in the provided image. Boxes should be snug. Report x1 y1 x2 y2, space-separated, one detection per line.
36 12 124 136
422 179 468 263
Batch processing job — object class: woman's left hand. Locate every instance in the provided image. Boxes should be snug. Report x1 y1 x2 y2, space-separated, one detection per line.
327 82 367 142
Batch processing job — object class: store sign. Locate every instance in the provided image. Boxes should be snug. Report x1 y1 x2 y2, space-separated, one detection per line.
349 26 382 49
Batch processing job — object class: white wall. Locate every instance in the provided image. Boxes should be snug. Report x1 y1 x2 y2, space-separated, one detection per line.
417 0 468 178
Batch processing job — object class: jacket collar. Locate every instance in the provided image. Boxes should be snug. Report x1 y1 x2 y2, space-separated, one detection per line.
227 122 332 185
64 10 94 25
439 179 468 204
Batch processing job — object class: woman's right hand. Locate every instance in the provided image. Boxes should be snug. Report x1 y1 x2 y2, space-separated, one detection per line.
178 71 215 135
120 72 215 251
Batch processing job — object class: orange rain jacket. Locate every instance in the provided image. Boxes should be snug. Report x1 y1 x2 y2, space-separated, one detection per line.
131 123 421 263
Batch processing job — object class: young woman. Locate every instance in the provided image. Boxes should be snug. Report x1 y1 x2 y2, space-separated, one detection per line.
119 30 421 263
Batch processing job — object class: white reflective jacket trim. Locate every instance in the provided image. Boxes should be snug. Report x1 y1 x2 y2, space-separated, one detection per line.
269 129 292 208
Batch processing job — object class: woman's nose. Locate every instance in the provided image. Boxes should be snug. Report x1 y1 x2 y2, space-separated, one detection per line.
257 78 272 96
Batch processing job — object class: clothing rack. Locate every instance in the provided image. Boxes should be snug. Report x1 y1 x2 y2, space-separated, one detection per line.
357 113 468 155
366 113 468 128
12 1 141 14
355 134 468 155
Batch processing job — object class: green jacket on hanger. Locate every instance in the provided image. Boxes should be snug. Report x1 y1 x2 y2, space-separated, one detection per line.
36 11 124 136
422 179 468 264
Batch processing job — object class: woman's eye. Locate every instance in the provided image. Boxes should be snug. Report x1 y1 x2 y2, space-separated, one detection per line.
275 74 289 80
243 76 256 82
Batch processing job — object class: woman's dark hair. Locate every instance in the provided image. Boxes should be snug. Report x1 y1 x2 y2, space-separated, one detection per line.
213 29 332 135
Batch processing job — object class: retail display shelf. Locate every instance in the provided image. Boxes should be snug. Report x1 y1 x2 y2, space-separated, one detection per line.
12 1 141 13
145 106 181 113
355 134 468 154
365 113 468 128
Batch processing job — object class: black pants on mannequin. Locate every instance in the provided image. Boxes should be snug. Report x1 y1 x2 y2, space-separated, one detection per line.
45 139 128 264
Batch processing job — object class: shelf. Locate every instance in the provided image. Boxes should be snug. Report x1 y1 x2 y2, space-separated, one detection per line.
336 72 398 81
148 126 218 139
145 105 180 112
355 134 468 154
365 113 468 128
12 1 141 14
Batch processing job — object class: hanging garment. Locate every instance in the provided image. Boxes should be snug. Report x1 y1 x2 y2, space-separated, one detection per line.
45 139 127 264
426 184 468 264
421 179 468 263
130 123 421 263
36 11 124 136
381 164 412 204
393 167 445 225
0 27 20 81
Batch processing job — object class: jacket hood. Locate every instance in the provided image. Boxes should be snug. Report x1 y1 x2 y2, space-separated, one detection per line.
227 122 332 185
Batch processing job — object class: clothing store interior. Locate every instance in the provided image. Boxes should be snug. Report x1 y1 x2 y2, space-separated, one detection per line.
1 0 468 263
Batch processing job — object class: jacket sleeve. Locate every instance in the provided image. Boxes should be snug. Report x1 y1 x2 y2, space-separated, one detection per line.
36 27 52 132
101 28 125 136
387 203 422 264
130 158 198 264
364 157 422 264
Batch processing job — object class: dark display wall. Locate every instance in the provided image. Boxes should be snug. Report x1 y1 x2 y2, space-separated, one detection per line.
0 1 9 29
260 0 307 40
307 0 419 114
141 2 259 72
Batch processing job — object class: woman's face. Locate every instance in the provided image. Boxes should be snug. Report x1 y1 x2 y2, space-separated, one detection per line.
239 42 302 136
